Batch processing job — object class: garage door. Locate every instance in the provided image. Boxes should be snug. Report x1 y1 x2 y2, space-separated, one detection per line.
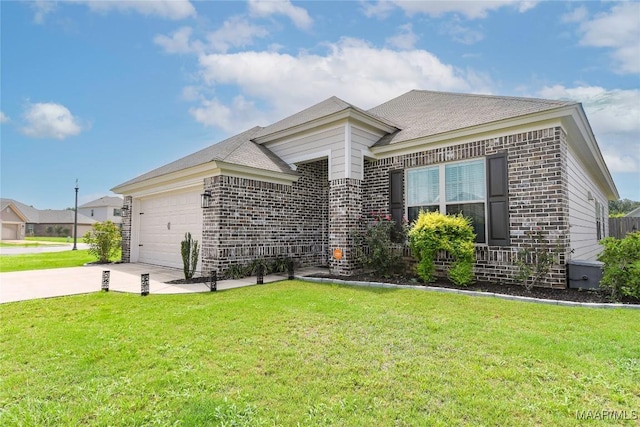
2 224 19 240
138 189 203 269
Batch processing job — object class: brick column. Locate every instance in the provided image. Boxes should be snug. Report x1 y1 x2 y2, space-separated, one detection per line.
329 178 362 275
121 195 133 263
201 176 219 276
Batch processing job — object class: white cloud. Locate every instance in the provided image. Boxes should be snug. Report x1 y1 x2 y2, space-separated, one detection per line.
77 0 196 20
155 17 269 55
154 26 200 54
34 0 196 22
561 5 588 24
206 16 269 53
191 37 490 131
248 0 313 30
21 102 84 140
441 21 484 45
385 23 418 50
189 95 268 133
31 0 57 24
539 85 640 173
574 2 640 74
0 112 10 123
364 0 538 20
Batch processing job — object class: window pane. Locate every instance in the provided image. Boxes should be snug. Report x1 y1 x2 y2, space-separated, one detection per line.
407 167 439 206
445 160 485 202
446 203 486 243
408 205 439 223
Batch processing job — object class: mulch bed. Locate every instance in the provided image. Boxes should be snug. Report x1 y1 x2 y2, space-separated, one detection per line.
164 271 638 305
166 277 211 284
307 272 640 305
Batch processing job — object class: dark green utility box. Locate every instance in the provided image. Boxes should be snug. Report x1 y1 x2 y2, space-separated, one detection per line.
567 260 603 290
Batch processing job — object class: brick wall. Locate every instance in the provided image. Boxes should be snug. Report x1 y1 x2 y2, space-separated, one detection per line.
201 160 329 276
329 178 363 275
121 195 133 262
363 126 570 288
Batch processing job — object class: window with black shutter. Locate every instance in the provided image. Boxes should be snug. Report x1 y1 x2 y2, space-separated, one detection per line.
486 152 510 246
389 170 404 235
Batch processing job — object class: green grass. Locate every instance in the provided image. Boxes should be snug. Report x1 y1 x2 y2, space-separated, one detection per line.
25 236 77 243
0 250 95 272
1 281 638 426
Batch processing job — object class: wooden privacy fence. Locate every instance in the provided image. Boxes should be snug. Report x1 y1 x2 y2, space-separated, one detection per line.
609 217 640 239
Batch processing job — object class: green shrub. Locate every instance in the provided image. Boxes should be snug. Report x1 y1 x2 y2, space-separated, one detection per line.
83 221 122 263
353 212 407 277
180 232 199 280
408 211 475 286
598 232 640 300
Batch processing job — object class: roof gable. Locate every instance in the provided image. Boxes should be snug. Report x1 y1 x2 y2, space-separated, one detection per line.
253 96 397 142
0 198 41 223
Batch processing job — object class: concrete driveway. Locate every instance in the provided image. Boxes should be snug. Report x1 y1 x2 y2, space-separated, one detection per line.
0 263 322 304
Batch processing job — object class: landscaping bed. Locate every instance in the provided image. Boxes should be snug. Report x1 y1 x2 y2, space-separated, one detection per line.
308 272 640 305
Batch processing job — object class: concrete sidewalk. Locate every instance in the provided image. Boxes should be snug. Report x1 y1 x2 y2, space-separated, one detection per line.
0 263 327 304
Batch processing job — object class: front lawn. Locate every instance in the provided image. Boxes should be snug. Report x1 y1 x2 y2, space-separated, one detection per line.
0 250 95 272
1 281 638 426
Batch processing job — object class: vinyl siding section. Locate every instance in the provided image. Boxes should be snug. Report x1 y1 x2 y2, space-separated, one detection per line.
567 148 607 261
264 125 345 180
350 125 386 181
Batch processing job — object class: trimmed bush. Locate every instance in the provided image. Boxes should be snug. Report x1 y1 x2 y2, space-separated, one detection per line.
408 211 475 286
598 231 640 300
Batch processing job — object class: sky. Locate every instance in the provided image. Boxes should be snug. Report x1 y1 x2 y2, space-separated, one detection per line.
1 0 639 210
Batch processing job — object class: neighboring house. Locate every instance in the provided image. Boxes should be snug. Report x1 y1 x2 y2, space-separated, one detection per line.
0 198 97 239
78 196 124 224
112 90 618 288
625 206 640 218
1 200 28 240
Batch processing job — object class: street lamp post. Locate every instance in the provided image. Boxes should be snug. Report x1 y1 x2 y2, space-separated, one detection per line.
73 179 78 250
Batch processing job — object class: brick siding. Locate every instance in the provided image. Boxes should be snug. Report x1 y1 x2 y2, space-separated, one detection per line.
363 126 570 288
121 195 133 263
201 160 329 276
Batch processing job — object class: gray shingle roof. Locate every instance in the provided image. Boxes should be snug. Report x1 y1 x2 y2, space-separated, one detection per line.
0 198 96 224
253 96 397 139
1 199 41 223
368 90 577 146
113 127 297 189
79 196 124 208
37 210 96 225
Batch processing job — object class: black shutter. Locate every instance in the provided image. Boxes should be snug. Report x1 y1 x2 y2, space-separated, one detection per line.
389 170 404 232
487 152 510 246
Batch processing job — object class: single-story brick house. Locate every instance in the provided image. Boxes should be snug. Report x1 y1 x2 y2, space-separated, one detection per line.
112 90 618 287
0 198 97 239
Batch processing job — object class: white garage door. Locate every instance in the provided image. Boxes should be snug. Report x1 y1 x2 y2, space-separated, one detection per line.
2 224 19 240
138 189 203 269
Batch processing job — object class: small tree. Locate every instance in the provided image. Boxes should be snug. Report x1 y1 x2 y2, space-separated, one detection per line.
515 228 563 290
181 232 199 280
83 221 122 263
408 211 475 286
352 212 407 277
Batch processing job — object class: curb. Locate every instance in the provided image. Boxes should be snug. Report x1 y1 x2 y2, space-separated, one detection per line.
297 276 640 310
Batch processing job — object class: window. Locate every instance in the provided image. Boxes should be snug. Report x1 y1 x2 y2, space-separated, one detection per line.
595 200 604 241
113 208 122 217
407 159 486 243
